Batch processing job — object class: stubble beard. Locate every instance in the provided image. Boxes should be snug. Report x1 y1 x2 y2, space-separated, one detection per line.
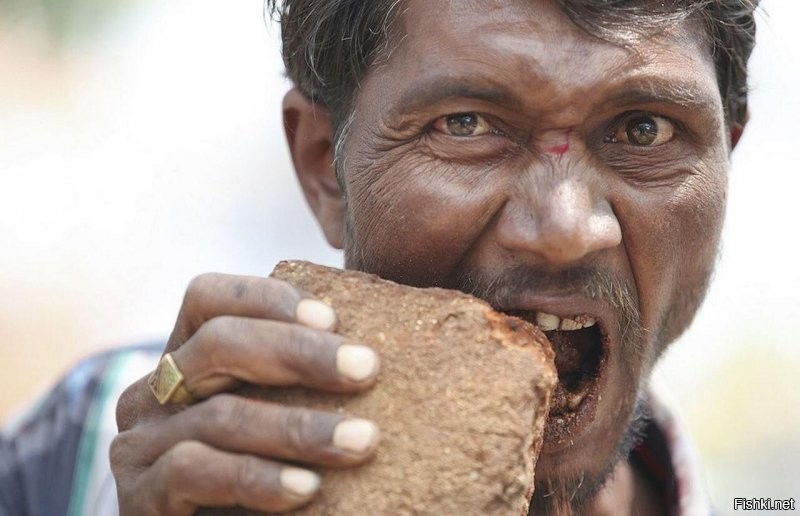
529 397 651 515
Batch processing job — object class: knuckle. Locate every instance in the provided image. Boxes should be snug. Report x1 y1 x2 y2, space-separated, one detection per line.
261 277 300 308
201 394 245 434
115 379 149 431
195 315 237 352
186 273 219 298
115 384 136 431
164 440 205 482
284 328 325 369
183 273 224 310
179 273 217 325
280 407 317 455
142 444 194 515
235 456 267 498
109 432 132 474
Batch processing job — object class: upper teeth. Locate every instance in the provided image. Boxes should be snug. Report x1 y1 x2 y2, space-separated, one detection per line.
535 312 596 332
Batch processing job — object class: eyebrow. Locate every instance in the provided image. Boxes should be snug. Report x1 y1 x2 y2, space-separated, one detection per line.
390 79 522 117
602 79 721 113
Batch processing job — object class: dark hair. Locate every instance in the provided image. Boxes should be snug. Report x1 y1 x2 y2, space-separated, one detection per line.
266 0 758 134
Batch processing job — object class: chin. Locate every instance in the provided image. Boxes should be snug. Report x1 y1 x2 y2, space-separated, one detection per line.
531 372 652 515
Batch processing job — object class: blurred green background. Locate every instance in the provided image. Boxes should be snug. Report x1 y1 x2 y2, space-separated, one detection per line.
1 0 134 41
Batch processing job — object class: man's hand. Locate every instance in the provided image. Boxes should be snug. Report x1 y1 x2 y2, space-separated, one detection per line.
110 273 380 515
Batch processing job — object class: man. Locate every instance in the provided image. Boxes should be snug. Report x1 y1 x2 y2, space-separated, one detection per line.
1 0 758 514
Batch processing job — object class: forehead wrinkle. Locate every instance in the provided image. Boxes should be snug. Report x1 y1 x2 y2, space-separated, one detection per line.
385 1 636 115
363 0 723 136
398 0 625 66
604 40 722 116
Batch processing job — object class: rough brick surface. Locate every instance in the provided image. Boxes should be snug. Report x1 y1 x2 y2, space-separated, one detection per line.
258 261 556 515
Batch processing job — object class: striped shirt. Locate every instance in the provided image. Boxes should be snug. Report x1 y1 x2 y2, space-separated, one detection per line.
1 343 162 516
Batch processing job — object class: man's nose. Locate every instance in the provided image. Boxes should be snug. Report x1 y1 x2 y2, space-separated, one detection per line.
495 179 622 266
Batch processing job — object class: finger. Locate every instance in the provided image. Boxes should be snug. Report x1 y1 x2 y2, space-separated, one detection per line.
173 317 379 398
115 318 379 431
167 273 337 353
139 440 321 515
123 394 379 468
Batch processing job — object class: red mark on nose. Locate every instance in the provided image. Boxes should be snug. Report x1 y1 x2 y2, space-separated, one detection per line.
544 129 572 156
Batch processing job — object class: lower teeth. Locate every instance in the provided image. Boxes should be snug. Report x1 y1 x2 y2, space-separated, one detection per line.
549 383 589 415
568 391 586 410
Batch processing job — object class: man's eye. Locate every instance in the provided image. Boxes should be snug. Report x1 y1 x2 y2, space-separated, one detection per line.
607 114 675 146
433 112 493 137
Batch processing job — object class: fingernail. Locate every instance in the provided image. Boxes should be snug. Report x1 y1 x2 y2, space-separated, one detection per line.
280 467 320 497
333 419 379 453
296 299 337 331
336 344 378 382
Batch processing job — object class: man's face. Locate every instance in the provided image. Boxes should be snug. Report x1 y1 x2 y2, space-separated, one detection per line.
334 0 728 506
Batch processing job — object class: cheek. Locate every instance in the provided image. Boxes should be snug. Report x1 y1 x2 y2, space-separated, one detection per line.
622 167 727 351
343 151 506 286
661 171 727 334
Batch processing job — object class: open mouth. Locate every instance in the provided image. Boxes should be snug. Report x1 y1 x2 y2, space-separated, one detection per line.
506 310 608 445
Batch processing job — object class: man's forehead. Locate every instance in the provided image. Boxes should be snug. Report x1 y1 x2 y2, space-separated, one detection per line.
392 0 711 66
370 0 721 124
396 0 568 40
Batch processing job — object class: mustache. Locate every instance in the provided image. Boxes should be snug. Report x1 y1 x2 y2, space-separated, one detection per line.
450 265 643 346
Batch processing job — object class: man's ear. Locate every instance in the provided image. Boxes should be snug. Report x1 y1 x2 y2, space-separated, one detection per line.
283 88 345 249
730 110 749 150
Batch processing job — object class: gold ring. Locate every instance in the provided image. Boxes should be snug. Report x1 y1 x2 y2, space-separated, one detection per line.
148 353 196 405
